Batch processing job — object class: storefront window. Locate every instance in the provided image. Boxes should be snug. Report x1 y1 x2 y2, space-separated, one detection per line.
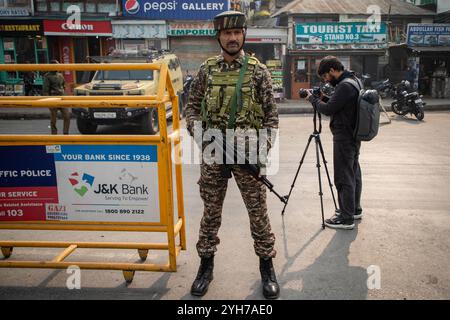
62 2 85 12
37 0 117 13
1 37 49 84
50 2 61 12
311 58 322 87
86 3 96 13
35 37 47 50
15 38 36 64
97 3 116 13
3 38 14 52
37 51 49 64
294 59 308 83
122 39 146 51
336 56 350 70
73 38 88 83
3 38 16 80
37 2 48 11
351 56 364 77
147 40 161 50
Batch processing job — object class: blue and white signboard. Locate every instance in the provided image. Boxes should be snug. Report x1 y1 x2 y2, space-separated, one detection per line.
407 24 450 47
122 0 229 20
296 22 387 44
0 145 160 223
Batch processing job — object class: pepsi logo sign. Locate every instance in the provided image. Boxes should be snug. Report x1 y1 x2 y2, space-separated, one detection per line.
125 0 140 14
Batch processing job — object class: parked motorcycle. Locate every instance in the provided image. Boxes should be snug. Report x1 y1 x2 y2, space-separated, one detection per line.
362 74 394 98
374 79 395 99
391 80 426 121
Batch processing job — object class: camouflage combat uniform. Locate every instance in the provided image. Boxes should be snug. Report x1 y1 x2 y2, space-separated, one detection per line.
43 71 70 134
186 52 279 259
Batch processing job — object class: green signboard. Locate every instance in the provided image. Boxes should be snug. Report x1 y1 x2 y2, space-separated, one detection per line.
296 22 387 44
168 23 216 37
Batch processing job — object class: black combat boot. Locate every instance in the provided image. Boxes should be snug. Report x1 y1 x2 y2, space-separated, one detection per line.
259 257 280 299
190 256 214 296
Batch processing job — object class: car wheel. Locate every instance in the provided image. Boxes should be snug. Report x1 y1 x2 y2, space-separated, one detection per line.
76 118 97 134
178 92 184 119
142 109 159 134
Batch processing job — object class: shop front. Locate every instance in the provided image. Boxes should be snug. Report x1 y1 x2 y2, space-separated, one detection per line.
241 28 287 101
0 19 48 94
407 23 450 98
168 22 218 76
244 27 287 63
43 19 113 93
288 22 388 99
112 20 168 51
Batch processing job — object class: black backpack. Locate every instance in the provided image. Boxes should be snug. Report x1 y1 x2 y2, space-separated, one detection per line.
342 78 380 141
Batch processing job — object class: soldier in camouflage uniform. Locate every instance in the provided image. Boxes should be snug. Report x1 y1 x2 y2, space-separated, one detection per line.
43 60 70 135
186 11 280 299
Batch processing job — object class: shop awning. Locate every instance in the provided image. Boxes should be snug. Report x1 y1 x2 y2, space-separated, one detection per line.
409 46 450 52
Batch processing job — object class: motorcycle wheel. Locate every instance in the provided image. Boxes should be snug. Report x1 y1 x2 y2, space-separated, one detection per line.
391 102 407 115
415 108 425 121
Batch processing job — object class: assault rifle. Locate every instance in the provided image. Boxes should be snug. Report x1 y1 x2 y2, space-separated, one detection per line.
212 137 287 204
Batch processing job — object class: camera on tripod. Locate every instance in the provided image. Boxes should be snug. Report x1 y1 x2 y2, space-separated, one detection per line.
299 87 321 99
283 84 338 227
299 83 335 99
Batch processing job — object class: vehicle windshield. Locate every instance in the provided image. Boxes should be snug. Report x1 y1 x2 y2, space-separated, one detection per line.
94 70 153 81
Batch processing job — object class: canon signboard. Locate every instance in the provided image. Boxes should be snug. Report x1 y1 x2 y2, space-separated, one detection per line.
43 20 112 36
122 0 228 20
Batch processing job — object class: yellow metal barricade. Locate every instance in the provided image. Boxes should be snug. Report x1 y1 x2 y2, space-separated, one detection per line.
0 63 186 283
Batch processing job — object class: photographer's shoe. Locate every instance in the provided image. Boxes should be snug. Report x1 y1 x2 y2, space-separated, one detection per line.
325 214 355 230
191 256 214 297
354 208 363 220
336 208 362 220
259 258 280 299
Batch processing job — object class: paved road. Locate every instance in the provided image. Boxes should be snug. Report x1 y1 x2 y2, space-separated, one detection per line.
0 112 449 300
1 97 450 119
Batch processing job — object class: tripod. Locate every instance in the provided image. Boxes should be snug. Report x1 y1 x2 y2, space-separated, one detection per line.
281 108 338 229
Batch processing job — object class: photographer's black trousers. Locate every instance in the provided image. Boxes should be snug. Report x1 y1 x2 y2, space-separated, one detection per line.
333 140 362 220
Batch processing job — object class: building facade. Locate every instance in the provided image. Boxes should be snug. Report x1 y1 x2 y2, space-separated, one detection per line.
0 1 47 91
273 0 435 99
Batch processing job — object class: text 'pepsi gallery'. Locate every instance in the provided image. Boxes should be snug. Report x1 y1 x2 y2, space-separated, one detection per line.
122 0 229 20
0 145 161 223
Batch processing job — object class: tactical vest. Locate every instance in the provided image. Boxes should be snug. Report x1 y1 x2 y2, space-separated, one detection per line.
201 56 264 131
45 72 65 96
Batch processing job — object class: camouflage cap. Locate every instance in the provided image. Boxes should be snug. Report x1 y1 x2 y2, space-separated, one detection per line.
213 10 247 31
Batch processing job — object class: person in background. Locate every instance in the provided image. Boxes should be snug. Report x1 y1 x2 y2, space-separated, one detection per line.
43 59 70 134
405 62 418 91
21 61 35 96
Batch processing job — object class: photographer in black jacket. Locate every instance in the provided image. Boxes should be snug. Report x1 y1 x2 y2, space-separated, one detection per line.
304 56 362 230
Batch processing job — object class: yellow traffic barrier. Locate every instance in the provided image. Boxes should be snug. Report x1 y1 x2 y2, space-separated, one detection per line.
0 63 186 283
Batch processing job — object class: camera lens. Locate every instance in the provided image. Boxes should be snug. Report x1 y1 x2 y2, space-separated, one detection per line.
299 89 308 98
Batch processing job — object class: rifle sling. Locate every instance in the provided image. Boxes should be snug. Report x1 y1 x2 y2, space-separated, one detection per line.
227 55 249 129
